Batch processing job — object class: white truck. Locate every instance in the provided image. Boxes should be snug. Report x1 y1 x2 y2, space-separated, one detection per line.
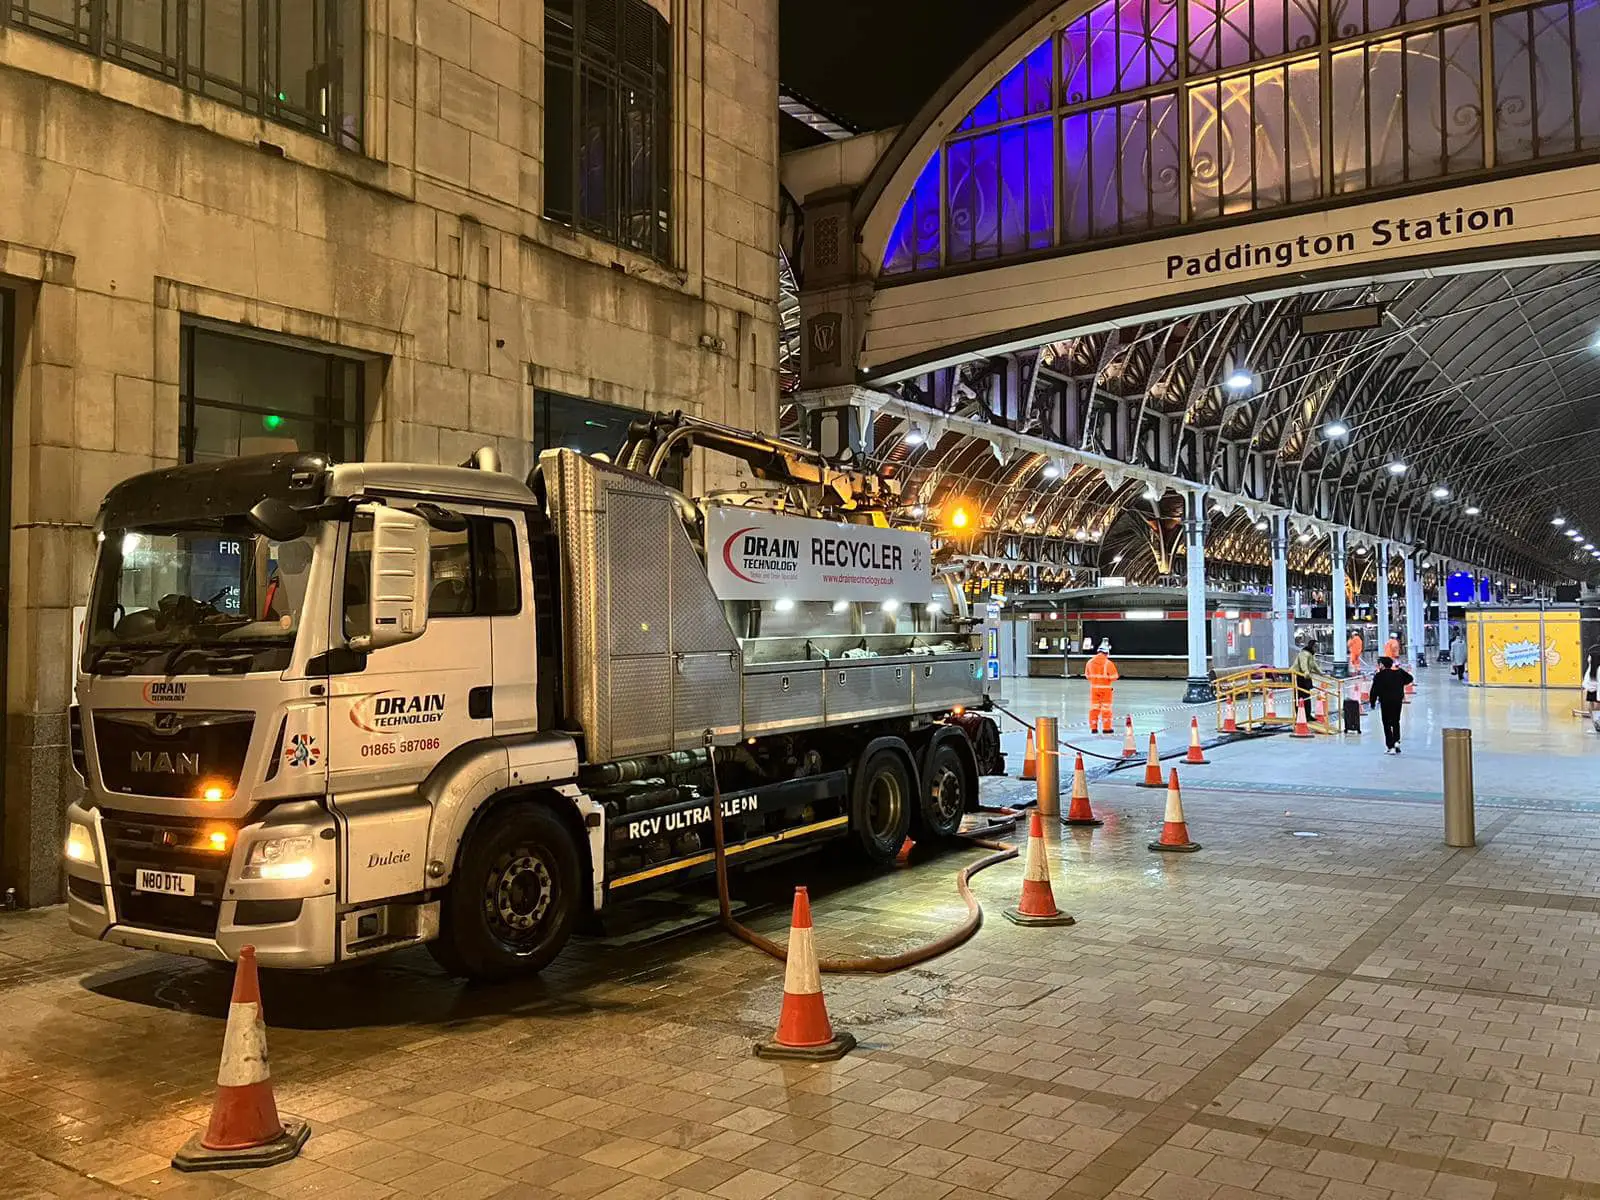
63 416 1001 979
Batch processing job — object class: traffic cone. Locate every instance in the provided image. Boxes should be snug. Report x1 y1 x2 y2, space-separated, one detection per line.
1136 732 1164 787
172 947 309 1171
1220 700 1238 733
1264 688 1277 720
1185 717 1209 764
1064 753 1102 827
1315 692 1328 724
1005 811 1075 926
754 888 855 1061
1020 727 1037 781
895 837 914 866
1122 716 1137 758
1291 708 1313 738
1149 769 1201 853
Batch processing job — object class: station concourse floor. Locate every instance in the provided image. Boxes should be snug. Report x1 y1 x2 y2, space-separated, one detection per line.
3 675 1600 1200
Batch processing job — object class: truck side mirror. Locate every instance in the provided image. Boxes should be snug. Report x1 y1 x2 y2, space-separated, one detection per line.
352 506 431 652
247 498 307 541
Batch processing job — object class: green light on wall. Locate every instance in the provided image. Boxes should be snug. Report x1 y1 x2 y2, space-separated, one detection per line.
262 414 284 431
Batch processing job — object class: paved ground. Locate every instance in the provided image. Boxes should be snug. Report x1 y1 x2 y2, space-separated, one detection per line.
4 677 1600 1200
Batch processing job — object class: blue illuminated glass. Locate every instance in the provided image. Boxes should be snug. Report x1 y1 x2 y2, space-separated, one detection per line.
878 0 1597 276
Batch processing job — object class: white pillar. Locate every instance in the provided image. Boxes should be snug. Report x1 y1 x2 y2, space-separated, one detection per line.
1404 552 1424 669
1375 542 1391 654
1271 514 1292 667
1331 529 1349 677
1183 490 1214 701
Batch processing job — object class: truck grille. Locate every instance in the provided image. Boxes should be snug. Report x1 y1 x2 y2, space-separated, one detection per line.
102 813 232 938
93 711 253 798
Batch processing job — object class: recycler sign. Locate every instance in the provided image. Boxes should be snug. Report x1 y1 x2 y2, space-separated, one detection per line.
705 505 932 603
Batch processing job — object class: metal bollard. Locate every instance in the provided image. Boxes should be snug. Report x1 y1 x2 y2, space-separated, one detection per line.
1036 716 1060 817
1443 727 1476 848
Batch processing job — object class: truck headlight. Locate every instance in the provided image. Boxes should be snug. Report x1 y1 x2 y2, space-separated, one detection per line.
242 835 316 880
64 821 98 867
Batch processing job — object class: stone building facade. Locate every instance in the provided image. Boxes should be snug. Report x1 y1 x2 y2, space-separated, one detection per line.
0 0 781 903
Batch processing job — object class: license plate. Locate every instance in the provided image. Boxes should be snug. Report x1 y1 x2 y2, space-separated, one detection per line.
134 869 195 897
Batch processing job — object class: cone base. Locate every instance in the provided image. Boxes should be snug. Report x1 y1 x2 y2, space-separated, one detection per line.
1063 816 1103 828
1185 754 1211 764
1289 731 1314 739
1003 907 1076 926
754 1031 856 1062
1136 779 1165 788
1148 840 1202 853
173 1118 309 1172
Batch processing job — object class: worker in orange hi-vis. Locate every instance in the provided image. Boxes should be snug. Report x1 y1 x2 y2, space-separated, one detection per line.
1347 630 1364 676
1085 639 1119 734
1383 633 1401 662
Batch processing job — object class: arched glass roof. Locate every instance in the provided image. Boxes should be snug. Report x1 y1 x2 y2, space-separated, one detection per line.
881 0 1600 277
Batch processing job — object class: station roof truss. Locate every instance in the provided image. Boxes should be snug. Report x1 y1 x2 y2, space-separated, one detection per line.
786 260 1600 588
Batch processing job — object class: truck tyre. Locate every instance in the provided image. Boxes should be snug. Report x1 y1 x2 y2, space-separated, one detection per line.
430 803 580 982
850 747 914 864
914 741 971 842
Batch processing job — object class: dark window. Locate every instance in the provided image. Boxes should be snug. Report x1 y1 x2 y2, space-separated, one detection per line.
3 0 362 151
181 326 364 464
344 514 519 636
533 388 683 490
545 0 672 262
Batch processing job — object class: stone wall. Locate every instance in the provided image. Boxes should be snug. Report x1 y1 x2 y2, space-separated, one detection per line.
0 0 780 903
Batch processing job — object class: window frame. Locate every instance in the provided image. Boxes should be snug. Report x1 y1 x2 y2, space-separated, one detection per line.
342 511 521 639
544 0 674 263
179 325 366 466
2 0 363 152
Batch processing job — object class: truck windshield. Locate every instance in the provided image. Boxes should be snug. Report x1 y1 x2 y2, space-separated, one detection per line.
86 521 317 673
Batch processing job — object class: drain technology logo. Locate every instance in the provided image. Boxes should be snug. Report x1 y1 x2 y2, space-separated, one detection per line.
706 506 932 603
349 692 447 734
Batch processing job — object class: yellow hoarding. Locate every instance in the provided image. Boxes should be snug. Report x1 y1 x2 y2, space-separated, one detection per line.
1466 608 1582 688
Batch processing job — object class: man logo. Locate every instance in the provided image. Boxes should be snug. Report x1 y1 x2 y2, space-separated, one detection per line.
131 751 200 776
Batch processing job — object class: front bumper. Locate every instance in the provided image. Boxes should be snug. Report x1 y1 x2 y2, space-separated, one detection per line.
64 800 342 970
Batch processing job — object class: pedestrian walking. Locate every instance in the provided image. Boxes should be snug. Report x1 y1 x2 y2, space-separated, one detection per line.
1449 628 1467 681
1369 656 1414 754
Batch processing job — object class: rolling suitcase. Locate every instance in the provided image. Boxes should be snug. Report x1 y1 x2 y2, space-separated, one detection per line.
1343 698 1362 733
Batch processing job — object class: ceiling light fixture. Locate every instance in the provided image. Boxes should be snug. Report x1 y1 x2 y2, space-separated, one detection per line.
1553 516 1567 526
1431 485 1450 499
1323 421 1349 439
1224 370 1254 391
1464 505 1481 516
1386 461 1408 475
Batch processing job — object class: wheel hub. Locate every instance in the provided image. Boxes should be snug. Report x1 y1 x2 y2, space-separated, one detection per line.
490 853 552 933
930 766 963 821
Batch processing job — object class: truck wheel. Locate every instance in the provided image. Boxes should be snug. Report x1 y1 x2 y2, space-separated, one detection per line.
430 804 580 982
850 748 913 864
914 742 970 842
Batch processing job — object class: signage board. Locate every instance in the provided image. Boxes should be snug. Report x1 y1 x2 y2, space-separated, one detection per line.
705 506 932 603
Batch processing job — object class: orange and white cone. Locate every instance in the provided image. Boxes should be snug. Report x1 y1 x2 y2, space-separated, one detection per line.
1137 732 1164 787
1264 688 1278 720
1185 717 1209 764
1122 716 1137 758
895 837 914 866
1064 753 1102 828
1220 701 1238 733
1020 727 1038 781
1291 702 1314 738
173 946 309 1171
754 888 855 1061
1005 811 1075 926
1149 769 1201 854
1315 692 1328 724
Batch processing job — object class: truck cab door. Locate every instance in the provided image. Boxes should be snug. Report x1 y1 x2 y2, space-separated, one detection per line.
327 504 495 794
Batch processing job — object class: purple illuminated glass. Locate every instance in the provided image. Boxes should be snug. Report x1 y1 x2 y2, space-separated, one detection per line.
881 151 942 275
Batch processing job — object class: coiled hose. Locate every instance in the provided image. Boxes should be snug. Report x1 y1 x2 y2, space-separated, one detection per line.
707 751 1019 973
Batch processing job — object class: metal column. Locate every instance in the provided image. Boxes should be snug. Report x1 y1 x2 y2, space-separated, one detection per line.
1331 529 1349 678
1271 514 1292 667
1183 490 1214 702
1443 728 1476 847
1404 553 1424 669
1375 542 1391 656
